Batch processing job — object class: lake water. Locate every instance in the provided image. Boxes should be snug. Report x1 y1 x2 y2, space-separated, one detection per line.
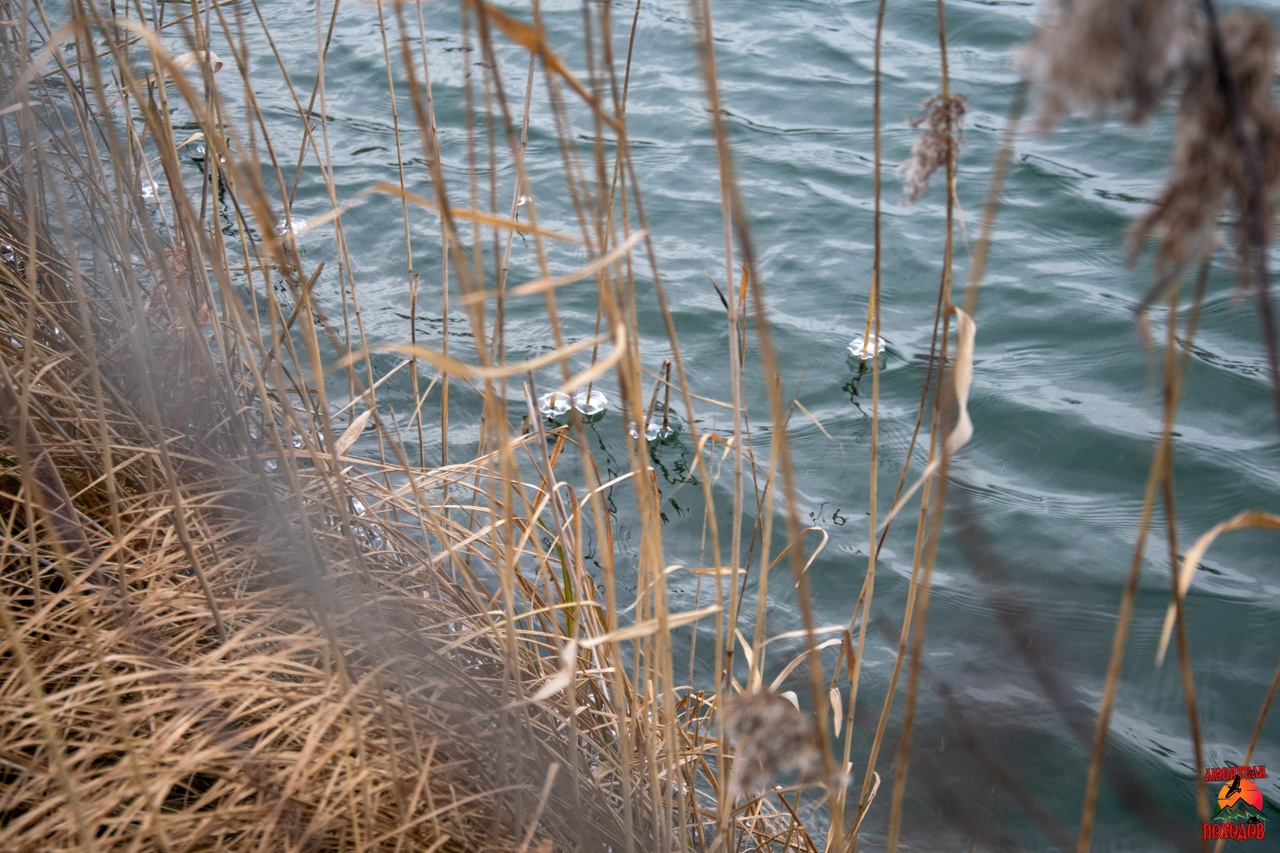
166 0 1279 848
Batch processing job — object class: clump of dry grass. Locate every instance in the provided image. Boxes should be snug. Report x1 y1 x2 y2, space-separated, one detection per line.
0 5 649 851
0 98 641 853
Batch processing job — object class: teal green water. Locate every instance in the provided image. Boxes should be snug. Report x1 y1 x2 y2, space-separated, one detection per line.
164 1 1278 849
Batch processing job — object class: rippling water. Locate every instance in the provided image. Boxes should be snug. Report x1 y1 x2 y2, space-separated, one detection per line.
180 0 1279 848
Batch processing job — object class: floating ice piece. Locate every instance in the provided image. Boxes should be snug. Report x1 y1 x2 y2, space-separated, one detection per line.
574 389 608 418
360 524 386 553
517 194 531 208
0 240 27 276
537 389 609 422
847 333 887 365
348 495 386 553
538 391 572 420
188 142 225 171
646 419 681 443
628 417 682 444
274 217 306 238
140 180 158 200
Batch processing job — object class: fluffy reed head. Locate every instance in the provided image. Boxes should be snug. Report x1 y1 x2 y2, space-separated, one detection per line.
900 94 967 204
723 689 822 800
1018 0 1197 130
1130 9 1280 279
1022 2 1280 286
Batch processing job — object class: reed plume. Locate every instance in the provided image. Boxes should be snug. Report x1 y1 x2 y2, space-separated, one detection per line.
724 689 823 801
900 93 967 204
1130 9 1280 281
1018 0 1196 129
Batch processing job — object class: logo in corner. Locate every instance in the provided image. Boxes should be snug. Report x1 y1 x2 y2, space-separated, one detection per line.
1203 764 1267 841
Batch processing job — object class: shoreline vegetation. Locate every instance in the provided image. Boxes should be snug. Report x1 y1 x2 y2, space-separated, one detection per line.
0 1 1276 850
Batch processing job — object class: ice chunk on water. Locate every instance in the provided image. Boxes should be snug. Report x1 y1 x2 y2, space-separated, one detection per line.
188 142 225 171
274 217 306 238
646 420 680 443
847 333 886 365
574 389 608 417
538 391 572 419
537 389 609 422
628 417 682 443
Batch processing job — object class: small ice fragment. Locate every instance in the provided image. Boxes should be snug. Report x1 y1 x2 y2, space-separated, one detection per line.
188 142 225 169
517 194 531 208
140 181 157 200
537 389 608 422
572 389 608 418
274 217 306 238
538 391 572 420
639 411 682 444
363 526 386 552
847 334 886 363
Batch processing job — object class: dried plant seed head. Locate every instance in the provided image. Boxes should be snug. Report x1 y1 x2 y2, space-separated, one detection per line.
1018 0 1198 130
900 93 967 204
723 688 822 800
1129 9 1280 281
1218 9 1280 285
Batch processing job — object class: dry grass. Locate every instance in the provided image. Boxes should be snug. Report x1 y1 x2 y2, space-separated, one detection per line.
2 0 1277 851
